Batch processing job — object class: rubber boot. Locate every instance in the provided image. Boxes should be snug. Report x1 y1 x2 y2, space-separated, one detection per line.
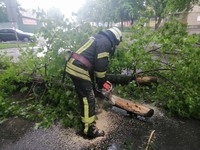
79 122 105 139
87 122 105 138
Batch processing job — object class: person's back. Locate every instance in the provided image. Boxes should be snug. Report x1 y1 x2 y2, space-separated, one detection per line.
68 33 112 71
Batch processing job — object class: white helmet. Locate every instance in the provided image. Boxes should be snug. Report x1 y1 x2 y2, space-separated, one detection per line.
108 27 122 43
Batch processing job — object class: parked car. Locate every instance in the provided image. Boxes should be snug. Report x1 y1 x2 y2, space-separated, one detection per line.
0 28 34 42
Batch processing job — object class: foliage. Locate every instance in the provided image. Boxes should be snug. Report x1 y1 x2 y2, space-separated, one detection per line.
77 0 147 29
165 0 200 14
0 92 10 121
154 22 200 118
77 0 199 30
0 0 24 22
0 14 97 128
0 0 8 22
110 20 200 119
0 43 32 49
1 5 200 131
77 0 119 26
146 0 168 29
122 0 147 21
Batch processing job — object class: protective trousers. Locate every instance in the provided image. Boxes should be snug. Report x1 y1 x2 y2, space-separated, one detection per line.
70 75 96 135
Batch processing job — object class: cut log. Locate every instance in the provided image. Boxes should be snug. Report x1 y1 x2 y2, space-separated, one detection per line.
107 74 134 84
136 76 158 86
110 95 154 117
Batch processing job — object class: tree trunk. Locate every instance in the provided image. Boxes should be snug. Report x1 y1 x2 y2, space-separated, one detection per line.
131 18 134 25
107 74 134 84
135 76 158 86
155 15 162 29
31 73 157 86
110 95 154 117
107 74 158 85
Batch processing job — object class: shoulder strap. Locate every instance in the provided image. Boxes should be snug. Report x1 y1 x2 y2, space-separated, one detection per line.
62 50 73 83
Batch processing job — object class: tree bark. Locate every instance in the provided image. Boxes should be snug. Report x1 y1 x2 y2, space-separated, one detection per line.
110 95 154 117
107 74 158 86
107 74 134 84
31 73 157 86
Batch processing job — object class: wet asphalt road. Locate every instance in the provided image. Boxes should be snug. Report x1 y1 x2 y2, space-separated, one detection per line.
0 105 200 150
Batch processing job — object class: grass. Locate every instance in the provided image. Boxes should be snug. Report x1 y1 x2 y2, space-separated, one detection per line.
0 42 33 49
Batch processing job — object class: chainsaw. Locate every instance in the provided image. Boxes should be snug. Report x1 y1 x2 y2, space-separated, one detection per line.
99 81 154 118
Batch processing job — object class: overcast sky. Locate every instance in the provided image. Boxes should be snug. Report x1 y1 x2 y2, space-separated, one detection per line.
18 0 85 17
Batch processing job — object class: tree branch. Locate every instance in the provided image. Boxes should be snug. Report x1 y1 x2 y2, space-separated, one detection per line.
147 46 161 53
136 68 176 75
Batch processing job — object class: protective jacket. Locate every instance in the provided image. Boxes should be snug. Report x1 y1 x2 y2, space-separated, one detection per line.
66 33 113 89
66 33 114 136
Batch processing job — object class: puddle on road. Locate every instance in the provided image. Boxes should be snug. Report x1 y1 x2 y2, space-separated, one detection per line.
0 117 34 146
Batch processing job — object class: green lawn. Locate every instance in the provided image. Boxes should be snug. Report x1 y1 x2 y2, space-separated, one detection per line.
0 43 33 49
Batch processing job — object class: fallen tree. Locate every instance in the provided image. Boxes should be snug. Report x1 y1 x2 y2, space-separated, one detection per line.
107 74 158 86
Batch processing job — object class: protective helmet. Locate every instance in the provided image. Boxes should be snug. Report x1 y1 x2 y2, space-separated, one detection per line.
107 27 122 44
98 27 122 56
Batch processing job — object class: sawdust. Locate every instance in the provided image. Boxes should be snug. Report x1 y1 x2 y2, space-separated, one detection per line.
96 110 111 134
58 102 166 149
55 109 121 149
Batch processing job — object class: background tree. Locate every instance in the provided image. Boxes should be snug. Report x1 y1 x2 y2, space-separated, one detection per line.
146 0 200 29
77 0 115 27
165 0 200 13
77 0 200 30
47 7 64 20
0 0 25 23
145 0 167 29
0 0 9 22
122 0 146 25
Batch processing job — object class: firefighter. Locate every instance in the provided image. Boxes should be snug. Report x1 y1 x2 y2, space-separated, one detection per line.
66 27 122 139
